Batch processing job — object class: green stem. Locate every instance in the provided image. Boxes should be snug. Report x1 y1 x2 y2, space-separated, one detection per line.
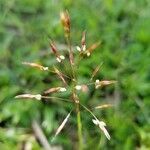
66 27 83 149
76 103 83 150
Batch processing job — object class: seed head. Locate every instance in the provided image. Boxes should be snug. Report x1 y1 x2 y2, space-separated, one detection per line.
15 12 116 142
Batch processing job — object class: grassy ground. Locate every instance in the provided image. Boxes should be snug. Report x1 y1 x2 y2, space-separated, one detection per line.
0 0 150 149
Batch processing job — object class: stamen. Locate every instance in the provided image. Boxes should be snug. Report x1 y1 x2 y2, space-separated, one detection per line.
76 46 81 52
75 85 82 90
59 87 67 92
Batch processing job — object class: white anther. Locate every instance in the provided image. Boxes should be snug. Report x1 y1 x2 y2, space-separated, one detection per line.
95 79 100 84
75 85 82 90
95 79 100 89
82 45 86 51
76 46 81 52
35 94 42 100
56 57 61 62
60 55 65 60
87 52 90 56
59 87 67 92
43 67 49 71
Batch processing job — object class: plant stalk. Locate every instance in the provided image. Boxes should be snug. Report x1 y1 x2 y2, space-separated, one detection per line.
65 23 83 149
76 103 83 150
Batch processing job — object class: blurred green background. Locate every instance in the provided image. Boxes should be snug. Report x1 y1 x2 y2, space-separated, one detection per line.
0 0 150 149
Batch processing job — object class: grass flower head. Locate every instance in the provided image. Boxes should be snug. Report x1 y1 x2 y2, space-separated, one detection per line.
15 11 116 149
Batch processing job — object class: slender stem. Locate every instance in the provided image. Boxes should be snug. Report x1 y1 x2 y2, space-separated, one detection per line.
66 26 83 149
76 103 83 150
80 103 98 120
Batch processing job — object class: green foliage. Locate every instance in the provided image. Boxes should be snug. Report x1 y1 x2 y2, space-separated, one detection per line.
0 0 150 149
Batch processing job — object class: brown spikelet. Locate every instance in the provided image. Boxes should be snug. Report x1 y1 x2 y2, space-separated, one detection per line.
44 87 61 94
69 51 74 65
86 41 101 56
60 10 70 37
90 64 102 81
99 80 116 86
95 80 117 89
81 31 86 50
49 41 58 55
22 62 48 71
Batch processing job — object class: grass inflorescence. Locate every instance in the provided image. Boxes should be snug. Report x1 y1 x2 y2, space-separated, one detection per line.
15 10 116 149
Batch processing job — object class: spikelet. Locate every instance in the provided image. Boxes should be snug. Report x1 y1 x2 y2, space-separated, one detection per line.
90 64 102 81
95 104 113 109
50 41 65 63
44 87 66 94
52 111 72 141
76 31 86 52
92 119 110 140
60 10 70 37
81 31 86 51
86 42 101 56
15 94 42 100
95 79 116 89
50 41 58 55
22 62 48 71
